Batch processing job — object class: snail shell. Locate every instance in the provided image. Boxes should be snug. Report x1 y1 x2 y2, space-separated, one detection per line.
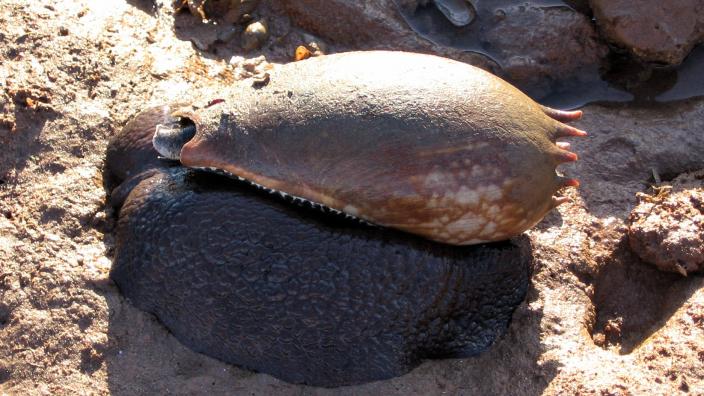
155 51 585 245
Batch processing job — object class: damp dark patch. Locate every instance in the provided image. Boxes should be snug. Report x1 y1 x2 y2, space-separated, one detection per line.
40 206 67 224
394 0 704 108
0 366 10 384
43 162 67 174
536 68 633 109
651 46 704 103
80 347 104 374
395 0 573 54
0 303 10 326
589 238 699 354
594 47 704 107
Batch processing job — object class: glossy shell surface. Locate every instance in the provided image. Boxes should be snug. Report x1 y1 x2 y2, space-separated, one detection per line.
172 51 584 245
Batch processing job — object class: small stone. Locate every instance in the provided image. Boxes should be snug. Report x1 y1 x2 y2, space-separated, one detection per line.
590 0 704 65
59 26 69 36
241 20 268 51
294 45 312 61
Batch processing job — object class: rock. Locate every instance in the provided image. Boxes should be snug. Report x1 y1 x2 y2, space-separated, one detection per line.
294 45 312 61
241 20 268 51
228 55 271 80
627 171 704 275
216 25 238 42
278 0 608 100
278 0 407 47
589 0 704 65
176 0 260 23
483 4 608 98
563 0 592 16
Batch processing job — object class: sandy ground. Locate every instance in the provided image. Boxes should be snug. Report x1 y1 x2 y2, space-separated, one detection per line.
0 0 702 395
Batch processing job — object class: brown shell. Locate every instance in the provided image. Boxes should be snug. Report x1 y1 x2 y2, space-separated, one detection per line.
176 51 585 245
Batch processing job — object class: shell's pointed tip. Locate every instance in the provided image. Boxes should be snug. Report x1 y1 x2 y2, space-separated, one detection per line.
555 150 579 163
557 124 588 138
552 196 571 207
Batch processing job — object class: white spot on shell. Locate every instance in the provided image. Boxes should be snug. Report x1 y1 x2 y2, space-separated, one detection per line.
446 212 484 235
425 171 444 184
455 186 479 206
470 165 483 178
487 205 500 217
484 185 502 201
482 222 497 235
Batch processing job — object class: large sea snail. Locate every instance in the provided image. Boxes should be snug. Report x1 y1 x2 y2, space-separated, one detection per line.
153 51 585 245
106 102 533 386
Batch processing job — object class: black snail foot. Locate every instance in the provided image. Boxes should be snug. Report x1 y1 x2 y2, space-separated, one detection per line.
107 106 532 387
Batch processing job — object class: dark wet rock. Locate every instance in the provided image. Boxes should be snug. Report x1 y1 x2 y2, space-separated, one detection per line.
279 0 608 101
563 0 592 16
590 0 704 65
482 4 608 98
275 0 495 73
278 0 413 48
279 1 461 67
176 0 260 23
627 171 704 276
241 20 268 51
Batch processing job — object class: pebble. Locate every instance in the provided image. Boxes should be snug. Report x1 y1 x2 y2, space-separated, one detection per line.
241 20 268 51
